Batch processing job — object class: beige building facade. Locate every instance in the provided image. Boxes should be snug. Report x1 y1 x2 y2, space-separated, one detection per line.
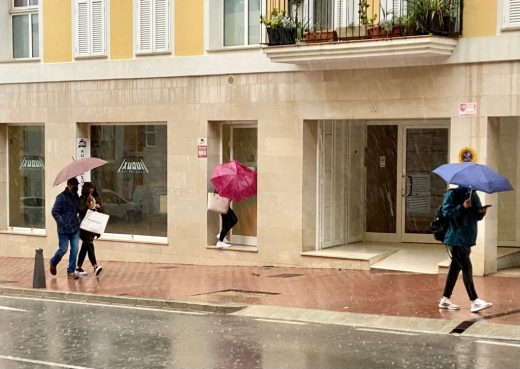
1 0 519 276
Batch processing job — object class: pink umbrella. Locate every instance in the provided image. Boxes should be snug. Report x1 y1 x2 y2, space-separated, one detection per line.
53 157 108 187
210 160 257 202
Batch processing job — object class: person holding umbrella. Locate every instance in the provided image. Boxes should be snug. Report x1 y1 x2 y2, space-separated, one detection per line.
438 186 493 313
49 177 81 280
432 162 513 313
210 160 257 248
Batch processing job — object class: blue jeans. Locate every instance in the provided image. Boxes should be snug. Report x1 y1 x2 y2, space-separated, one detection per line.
50 232 80 274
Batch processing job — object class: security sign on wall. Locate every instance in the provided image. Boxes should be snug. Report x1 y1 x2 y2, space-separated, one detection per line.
458 146 477 163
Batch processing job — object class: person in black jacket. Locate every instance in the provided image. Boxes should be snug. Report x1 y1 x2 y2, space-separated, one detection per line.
76 182 104 276
50 177 80 279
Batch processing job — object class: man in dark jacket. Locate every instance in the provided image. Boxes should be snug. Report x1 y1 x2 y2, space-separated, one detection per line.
438 186 493 313
50 177 81 279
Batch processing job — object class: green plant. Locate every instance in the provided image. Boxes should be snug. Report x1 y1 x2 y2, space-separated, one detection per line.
260 8 295 29
358 0 376 26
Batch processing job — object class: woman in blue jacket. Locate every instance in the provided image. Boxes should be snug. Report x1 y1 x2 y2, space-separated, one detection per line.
438 186 493 313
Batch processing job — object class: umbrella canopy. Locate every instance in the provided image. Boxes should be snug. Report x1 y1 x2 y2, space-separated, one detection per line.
53 157 108 187
432 162 513 194
210 160 257 202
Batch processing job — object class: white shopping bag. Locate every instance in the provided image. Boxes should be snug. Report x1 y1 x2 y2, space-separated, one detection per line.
80 209 110 235
207 192 230 214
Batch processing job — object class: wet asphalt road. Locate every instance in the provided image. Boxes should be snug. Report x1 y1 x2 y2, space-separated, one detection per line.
0 296 519 369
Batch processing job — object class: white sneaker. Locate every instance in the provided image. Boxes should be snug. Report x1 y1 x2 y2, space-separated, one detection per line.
216 234 230 244
216 241 231 249
439 297 460 310
94 265 103 276
471 298 493 313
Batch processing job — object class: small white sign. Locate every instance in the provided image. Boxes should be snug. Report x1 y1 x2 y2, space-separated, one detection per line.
198 137 207 158
76 138 91 185
379 156 386 168
459 102 477 116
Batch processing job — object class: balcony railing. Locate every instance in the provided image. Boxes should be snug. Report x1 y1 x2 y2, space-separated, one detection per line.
261 0 462 45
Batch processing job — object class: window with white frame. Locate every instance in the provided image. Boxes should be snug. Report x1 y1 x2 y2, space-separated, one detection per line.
74 0 107 57
503 0 520 29
224 0 261 46
10 0 39 59
136 0 171 54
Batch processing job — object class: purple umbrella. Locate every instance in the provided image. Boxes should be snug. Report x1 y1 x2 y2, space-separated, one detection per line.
433 162 513 194
210 160 257 202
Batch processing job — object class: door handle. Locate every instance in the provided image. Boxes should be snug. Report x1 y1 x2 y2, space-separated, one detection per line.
403 175 413 197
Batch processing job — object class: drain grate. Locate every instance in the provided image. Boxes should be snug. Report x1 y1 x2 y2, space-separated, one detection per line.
267 273 304 278
156 266 179 270
192 289 279 304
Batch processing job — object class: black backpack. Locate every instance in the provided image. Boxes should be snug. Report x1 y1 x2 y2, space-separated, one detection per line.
431 205 449 242
431 189 456 243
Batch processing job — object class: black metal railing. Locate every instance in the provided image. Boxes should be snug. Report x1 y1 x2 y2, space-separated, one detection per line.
262 0 462 45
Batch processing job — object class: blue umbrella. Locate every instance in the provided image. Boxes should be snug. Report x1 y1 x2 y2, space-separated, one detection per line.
433 162 513 194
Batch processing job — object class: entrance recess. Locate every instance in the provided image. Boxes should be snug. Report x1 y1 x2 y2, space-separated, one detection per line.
317 120 364 249
222 124 257 246
366 123 449 243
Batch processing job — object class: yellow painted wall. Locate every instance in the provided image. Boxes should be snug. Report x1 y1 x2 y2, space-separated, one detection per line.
43 0 72 63
175 0 204 56
463 0 497 37
110 0 133 59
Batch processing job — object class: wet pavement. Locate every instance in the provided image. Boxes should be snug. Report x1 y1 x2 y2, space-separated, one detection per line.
1 296 519 369
0 256 519 333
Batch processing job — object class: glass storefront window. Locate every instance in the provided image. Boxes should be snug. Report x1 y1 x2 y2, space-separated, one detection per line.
8 125 45 229
90 125 167 237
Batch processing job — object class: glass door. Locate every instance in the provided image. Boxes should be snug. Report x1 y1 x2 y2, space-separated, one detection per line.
401 126 449 242
365 123 449 243
222 124 257 246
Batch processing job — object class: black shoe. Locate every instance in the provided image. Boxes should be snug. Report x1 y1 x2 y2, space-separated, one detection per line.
76 267 88 276
50 262 57 276
67 272 79 280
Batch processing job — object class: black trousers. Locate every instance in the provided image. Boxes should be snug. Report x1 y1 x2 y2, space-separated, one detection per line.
219 208 238 241
443 246 478 301
78 235 97 268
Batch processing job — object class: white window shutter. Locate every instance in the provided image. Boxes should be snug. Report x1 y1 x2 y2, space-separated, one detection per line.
154 0 170 52
138 0 153 52
506 0 520 27
75 0 90 57
91 0 106 56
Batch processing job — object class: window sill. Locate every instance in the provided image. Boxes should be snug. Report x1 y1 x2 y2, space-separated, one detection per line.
74 55 108 60
206 244 258 253
135 51 172 57
501 26 520 32
0 58 41 64
0 227 46 236
98 233 168 245
206 45 262 53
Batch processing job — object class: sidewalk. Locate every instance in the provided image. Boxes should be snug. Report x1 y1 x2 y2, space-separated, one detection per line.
0 256 519 339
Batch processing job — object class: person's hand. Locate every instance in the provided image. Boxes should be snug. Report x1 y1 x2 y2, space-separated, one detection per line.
463 199 472 209
478 205 491 214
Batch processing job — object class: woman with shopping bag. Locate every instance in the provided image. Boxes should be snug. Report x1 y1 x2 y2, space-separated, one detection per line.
77 182 105 276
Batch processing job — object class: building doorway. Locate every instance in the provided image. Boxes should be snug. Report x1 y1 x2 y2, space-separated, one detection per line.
221 123 257 246
365 122 449 243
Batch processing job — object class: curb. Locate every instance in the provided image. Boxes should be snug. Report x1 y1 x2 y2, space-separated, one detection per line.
230 305 520 341
0 286 246 314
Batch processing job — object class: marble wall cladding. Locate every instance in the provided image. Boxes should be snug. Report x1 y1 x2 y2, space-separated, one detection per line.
0 62 519 269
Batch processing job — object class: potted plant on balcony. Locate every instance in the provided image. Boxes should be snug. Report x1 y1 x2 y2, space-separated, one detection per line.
412 0 456 36
261 8 297 45
359 0 380 38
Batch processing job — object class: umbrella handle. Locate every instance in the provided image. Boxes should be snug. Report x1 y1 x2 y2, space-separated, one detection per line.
468 187 473 199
